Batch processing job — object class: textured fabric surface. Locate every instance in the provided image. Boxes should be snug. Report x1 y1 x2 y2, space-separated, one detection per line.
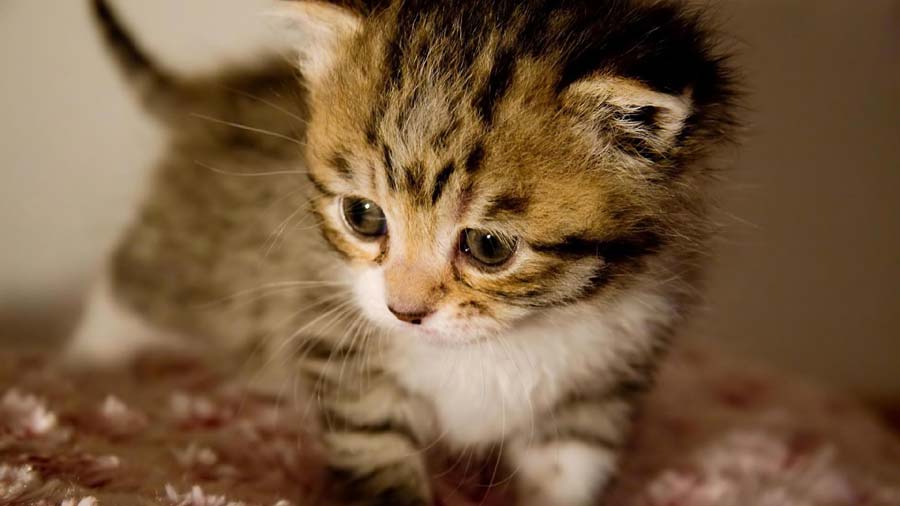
1 343 898 506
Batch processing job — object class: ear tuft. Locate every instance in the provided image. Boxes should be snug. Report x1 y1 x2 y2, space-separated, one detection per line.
564 77 693 160
265 1 362 83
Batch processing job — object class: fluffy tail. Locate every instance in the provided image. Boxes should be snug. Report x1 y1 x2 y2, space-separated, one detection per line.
92 0 185 121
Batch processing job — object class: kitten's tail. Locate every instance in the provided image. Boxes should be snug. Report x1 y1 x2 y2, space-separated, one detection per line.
91 0 186 122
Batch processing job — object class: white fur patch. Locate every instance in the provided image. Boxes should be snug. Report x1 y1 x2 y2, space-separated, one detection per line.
387 275 675 448
510 439 618 506
64 275 181 367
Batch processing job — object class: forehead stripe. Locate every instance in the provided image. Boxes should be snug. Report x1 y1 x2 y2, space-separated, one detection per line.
403 162 426 199
329 152 353 181
366 3 418 146
430 161 456 205
474 47 517 126
381 143 399 191
464 144 485 174
431 117 460 150
485 192 531 218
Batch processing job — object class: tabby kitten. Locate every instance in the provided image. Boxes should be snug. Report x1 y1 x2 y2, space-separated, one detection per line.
70 1 738 505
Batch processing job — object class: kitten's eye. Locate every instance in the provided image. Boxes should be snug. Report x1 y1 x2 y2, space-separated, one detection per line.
460 229 516 267
341 196 387 238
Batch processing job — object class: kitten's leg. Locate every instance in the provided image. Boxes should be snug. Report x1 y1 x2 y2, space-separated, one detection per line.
302 352 432 506
64 274 181 367
509 395 635 506
324 429 431 506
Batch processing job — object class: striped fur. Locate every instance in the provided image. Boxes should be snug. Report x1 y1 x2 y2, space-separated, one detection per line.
78 1 740 505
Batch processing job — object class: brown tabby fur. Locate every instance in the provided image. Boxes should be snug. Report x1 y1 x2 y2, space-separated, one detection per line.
83 1 740 505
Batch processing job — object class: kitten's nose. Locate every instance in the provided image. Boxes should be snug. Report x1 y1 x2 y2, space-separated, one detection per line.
387 305 434 325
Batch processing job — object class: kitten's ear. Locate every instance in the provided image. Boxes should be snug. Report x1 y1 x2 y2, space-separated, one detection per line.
563 77 693 158
266 1 362 83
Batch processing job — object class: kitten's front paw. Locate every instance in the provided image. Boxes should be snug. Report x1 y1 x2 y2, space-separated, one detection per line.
512 439 619 506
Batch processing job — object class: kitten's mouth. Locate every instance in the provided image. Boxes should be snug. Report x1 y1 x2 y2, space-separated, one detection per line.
393 321 494 348
400 324 454 343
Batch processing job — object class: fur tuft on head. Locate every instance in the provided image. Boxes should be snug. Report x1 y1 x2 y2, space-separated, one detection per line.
266 1 363 83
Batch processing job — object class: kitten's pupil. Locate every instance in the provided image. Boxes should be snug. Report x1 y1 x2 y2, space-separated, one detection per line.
342 197 387 238
460 229 515 267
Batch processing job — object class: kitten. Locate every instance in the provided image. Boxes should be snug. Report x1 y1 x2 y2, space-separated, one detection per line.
71 1 739 505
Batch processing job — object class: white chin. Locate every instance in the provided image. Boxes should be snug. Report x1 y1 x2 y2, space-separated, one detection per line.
391 321 495 347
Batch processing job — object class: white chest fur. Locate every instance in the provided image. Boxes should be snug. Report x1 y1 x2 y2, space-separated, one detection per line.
388 285 674 448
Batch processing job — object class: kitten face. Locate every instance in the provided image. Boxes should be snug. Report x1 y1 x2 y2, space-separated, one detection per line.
305 58 630 343
279 0 735 344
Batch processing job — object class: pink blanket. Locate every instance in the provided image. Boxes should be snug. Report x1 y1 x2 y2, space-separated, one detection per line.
1 343 898 506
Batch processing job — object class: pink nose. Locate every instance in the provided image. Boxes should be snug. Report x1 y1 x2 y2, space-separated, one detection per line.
387 306 434 325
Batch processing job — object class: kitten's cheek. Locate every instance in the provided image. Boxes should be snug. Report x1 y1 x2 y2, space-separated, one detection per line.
352 268 393 325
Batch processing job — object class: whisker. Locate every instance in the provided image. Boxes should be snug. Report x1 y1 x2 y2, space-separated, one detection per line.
432 442 471 479
195 160 307 178
496 335 537 447
262 205 308 257
280 299 357 357
502 334 562 457
239 291 353 383
478 340 507 498
193 280 346 309
234 289 352 413
331 313 367 400
363 326 386 394
263 185 307 214
190 112 306 147
295 303 360 418
356 325 374 398
277 301 358 415
220 85 308 125
290 306 359 387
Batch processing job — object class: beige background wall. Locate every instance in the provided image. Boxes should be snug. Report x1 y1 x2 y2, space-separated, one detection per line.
0 1 897 394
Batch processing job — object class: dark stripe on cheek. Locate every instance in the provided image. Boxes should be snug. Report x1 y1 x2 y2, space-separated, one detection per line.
533 231 663 263
600 232 663 263
430 161 456 205
310 203 359 262
458 299 492 317
373 242 388 265
450 263 462 282
509 262 565 286
318 221 353 261
532 236 603 258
